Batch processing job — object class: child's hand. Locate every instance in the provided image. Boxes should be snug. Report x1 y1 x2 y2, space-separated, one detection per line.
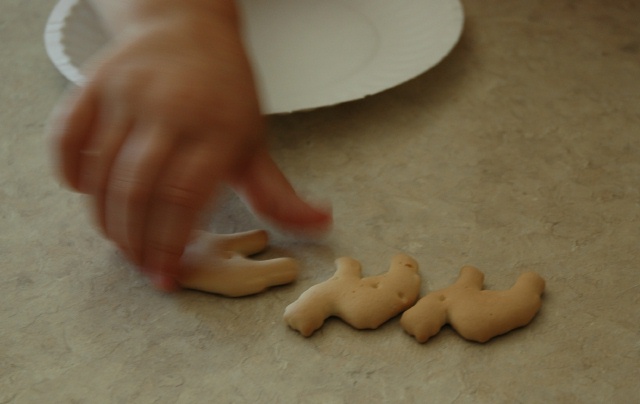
48 10 331 290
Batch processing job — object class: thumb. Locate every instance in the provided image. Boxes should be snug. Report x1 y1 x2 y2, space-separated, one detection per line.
231 149 332 233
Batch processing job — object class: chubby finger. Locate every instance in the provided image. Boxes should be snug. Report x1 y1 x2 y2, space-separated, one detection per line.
142 143 224 283
103 123 174 266
80 111 133 235
232 149 332 232
47 85 99 191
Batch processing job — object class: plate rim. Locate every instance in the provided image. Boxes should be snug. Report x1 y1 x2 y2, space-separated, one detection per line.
44 0 465 114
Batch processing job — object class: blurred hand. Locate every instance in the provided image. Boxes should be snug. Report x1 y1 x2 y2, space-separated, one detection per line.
48 10 331 290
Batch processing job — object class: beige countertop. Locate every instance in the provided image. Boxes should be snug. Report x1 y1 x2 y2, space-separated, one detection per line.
2 0 638 402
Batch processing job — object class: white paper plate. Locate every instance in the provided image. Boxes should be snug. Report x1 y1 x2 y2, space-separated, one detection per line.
45 0 464 114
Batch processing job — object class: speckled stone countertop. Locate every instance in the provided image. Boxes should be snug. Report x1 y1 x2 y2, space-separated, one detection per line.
2 1 638 402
